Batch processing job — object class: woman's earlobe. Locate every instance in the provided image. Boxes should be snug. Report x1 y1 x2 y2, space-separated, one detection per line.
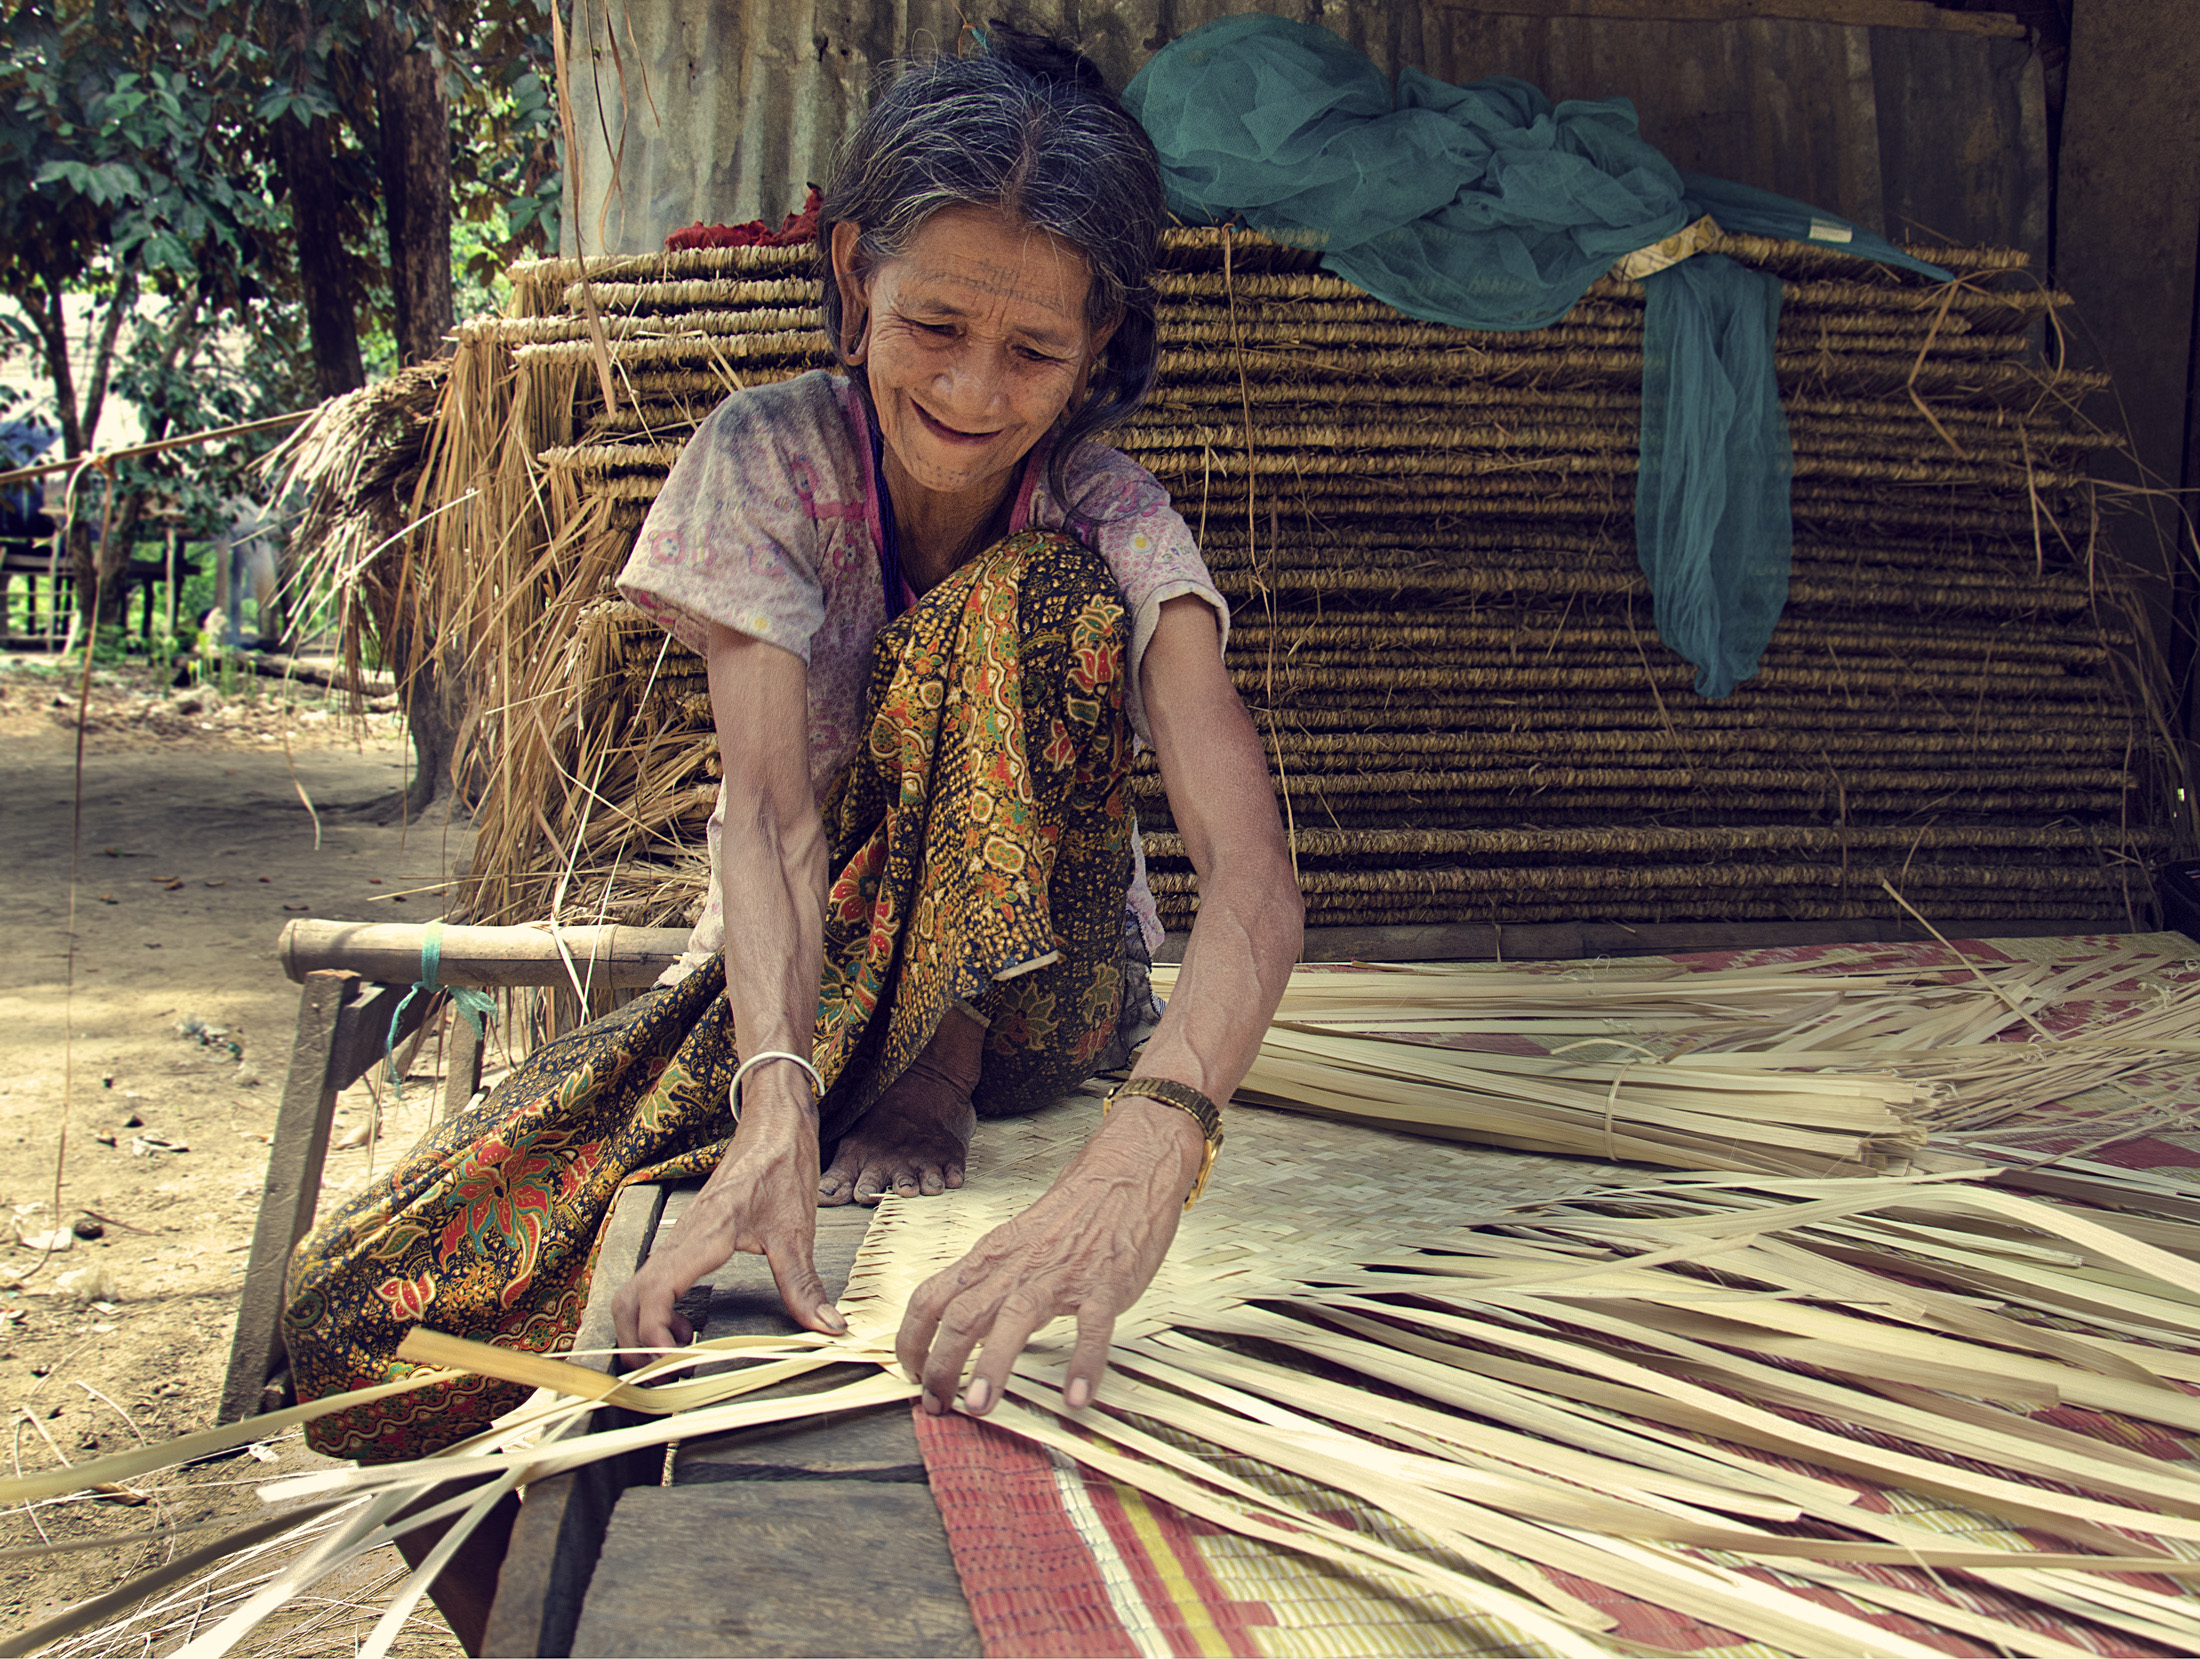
830 220 871 364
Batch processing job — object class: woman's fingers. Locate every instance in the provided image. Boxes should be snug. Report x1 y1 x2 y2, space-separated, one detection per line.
916 1290 1008 1413
897 1267 971 1407
763 1225 845 1334
1062 1300 1119 1410
960 1291 1061 1415
613 1257 693 1359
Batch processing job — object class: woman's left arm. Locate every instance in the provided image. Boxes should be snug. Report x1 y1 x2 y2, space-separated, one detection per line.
897 594 1302 1415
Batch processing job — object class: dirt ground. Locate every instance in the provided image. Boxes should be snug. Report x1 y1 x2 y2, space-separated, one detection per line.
0 654 474 1656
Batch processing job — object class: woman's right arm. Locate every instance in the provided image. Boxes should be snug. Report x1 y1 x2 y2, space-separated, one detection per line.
611 622 845 1352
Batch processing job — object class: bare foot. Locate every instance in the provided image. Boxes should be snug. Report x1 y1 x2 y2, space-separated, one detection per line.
819 1011 982 1206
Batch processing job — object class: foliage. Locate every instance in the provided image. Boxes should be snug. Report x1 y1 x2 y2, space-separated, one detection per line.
0 0 561 442
107 288 319 531
1 6 274 307
0 0 291 462
0 0 563 634
449 17 563 301
264 0 561 344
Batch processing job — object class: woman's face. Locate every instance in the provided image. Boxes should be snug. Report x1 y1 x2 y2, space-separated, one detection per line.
833 205 1116 511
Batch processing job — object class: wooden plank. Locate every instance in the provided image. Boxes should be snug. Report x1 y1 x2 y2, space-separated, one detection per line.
1160 915 2134 964
441 1007 485 1121
277 918 692 989
325 980 437 1096
2055 0 2200 791
217 970 356 1425
1432 0 2026 37
564 1192 977 1654
483 1181 670 1659
570 1483 981 1658
669 1201 922 1483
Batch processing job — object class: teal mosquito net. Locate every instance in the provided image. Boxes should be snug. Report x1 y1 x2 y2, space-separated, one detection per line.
1122 15 1948 697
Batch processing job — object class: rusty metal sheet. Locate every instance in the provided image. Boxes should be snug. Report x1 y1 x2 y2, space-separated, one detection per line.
561 0 1444 257
1436 8 2046 257
560 1 2045 274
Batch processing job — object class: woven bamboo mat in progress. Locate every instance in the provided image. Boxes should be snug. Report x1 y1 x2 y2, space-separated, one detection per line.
425 228 2160 935
838 934 2200 1659
844 1100 2200 1654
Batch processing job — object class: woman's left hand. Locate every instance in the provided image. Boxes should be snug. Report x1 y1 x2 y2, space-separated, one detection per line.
896 1095 1207 1415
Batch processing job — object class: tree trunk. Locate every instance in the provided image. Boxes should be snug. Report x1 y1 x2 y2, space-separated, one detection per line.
276 115 367 398
66 519 116 632
369 6 455 368
366 5 456 807
32 280 84 457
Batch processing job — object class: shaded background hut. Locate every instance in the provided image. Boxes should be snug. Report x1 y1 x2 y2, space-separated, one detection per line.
317 0 2199 984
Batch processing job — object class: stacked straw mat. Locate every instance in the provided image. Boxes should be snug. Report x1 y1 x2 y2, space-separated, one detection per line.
437 227 2160 935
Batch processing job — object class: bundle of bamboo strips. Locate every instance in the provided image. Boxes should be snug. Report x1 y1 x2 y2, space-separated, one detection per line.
1153 947 2200 1175
26 1164 2200 1658
383 223 2172 939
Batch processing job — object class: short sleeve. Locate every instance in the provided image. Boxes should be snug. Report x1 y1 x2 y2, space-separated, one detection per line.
615 381 841 660
1038 447 1230 742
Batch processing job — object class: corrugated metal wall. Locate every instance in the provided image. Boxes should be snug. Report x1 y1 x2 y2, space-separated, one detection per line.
561 0 1446 257
1435 5 2047 261
560 0 2048 266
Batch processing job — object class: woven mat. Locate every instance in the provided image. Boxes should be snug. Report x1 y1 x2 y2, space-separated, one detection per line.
857 933 2200 1659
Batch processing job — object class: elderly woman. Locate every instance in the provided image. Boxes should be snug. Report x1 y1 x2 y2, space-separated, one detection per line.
606 26 1301 1407
283 26 1298 1648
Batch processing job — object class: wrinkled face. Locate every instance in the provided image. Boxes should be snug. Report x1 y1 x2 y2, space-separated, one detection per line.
833 205 1116 509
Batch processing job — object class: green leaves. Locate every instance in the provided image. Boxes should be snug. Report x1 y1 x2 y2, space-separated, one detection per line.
32 158 141 205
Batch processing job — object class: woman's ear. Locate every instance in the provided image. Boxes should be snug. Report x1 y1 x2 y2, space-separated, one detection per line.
830 221 871 362
1073 311 1123 405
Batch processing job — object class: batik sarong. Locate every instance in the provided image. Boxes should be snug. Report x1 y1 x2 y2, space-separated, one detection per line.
284 531 1139 1460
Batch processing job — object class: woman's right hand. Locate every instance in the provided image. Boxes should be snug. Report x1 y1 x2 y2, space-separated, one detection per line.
611 1087 848 1357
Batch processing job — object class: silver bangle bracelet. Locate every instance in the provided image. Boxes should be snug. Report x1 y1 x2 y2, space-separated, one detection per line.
731 1049 823 1111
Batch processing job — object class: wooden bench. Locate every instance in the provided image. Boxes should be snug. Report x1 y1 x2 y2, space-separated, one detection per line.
483 1185 980 1659
224 910 2135 1422
216 919 694 1425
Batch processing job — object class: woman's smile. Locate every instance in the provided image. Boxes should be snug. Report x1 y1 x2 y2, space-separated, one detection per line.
911 400 1005 446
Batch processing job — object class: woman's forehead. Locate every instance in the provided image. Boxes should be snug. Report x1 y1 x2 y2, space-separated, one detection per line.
889 207 1092 331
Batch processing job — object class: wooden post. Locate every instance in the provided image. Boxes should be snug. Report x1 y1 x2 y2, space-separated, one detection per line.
441 1008 485 1123
219 971 358 1425
218 971 443 1425
212 529 230 646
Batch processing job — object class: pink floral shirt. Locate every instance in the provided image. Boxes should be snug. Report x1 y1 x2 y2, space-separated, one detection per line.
618 370 1226 972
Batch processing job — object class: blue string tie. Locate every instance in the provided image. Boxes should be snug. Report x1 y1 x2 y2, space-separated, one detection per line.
384 919 497 1096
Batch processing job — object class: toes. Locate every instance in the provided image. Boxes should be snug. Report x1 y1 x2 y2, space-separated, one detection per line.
919 1167 946 1196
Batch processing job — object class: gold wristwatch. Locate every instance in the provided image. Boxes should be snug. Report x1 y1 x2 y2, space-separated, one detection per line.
1104 1077 1222 1208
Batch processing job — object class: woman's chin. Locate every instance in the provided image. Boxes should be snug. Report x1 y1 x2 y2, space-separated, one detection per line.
897 443 1022 501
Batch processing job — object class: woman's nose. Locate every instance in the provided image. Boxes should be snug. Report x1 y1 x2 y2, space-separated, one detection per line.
933 342 1013 418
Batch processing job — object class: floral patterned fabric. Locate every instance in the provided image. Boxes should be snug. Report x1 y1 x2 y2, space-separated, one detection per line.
285 532 1140 1460
616 370 1228 975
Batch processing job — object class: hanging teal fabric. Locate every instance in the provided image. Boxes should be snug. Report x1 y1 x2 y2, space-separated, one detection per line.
1123 15 1949 698
1637 257 1791 697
